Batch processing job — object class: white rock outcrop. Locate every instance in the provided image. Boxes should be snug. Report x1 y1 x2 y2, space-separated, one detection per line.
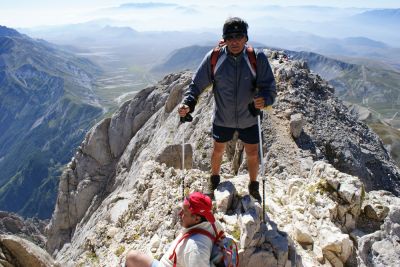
357 192 400 266
289 113 304 138
45 52 400 267
0 235 58 267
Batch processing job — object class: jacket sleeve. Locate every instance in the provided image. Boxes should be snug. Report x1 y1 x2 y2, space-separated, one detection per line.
183 238 211 267
256 50 277 107
182 50 213 113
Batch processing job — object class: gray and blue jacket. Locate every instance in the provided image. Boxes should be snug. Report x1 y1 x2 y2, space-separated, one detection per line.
183 45 276 129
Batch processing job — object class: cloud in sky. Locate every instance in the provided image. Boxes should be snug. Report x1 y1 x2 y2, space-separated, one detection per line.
117 2 178 9
0 1 399 30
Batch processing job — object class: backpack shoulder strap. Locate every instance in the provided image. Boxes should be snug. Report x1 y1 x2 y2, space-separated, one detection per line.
168 229 217 267
210 39 226 81
211 223 225 241
210 47 221 80
189 228 216 241
211 43 257 80
246 45 257 72
244 45 257 78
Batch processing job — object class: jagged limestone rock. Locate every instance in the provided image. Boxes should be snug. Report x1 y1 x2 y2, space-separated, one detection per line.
281 161 368 266
289 113 304 139
215 176 289 266
239 248 277 267
269 51 400 195
324 250 344 267
364 204 389 221
51 162 290 266
155 144 193 169
239 211 259 249
164 77 191 113
46 72 193 255
108 87 153 158
358 203 400 266
308 161 364 232
0 235 59 267
362 190 394 223
318 225 353 263
264 229 289 267
81 118 112 165
47 53 400 267
293 221 313 245
0 212 46 249
214 181 237 213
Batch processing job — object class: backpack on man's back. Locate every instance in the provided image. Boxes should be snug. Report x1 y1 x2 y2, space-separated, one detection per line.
169 226 239 267
210 232 239 267
210 40 257 81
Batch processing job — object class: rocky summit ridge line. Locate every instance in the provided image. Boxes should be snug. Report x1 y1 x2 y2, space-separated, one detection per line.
13 50 397 266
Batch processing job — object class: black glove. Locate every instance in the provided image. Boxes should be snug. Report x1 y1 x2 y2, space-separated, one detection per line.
248 102 260 117
180 113 193 123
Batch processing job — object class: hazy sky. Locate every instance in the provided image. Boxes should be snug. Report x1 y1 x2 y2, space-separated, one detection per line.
1 0 399 31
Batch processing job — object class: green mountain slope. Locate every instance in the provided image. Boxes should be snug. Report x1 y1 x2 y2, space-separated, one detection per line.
0 26 103 219
287 51 400 127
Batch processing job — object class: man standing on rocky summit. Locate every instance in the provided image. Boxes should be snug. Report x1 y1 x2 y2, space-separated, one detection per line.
178 17 276 201
125 192 220 267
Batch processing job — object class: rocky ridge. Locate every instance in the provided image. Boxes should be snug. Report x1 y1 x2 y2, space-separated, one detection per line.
43 50 400 266
0 211 56 266
0 234 58 267
0 211 47 248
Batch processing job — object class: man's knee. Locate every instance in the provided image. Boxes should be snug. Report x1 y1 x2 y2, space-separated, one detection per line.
244 143 258 157
126 250 140 260
125 250 139 266
213 141 226 154
125 250 152 267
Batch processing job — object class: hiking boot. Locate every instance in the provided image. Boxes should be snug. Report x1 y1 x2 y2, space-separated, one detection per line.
248 181 262 203
207 175 220 199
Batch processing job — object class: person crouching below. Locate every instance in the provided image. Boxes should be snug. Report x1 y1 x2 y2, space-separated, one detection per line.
125 192 221 267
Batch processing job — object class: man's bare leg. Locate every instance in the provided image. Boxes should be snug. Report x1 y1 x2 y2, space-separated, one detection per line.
244 142 262 202
244 143 259 181
211 141 226 176
208 140 226 193
125 250 154 267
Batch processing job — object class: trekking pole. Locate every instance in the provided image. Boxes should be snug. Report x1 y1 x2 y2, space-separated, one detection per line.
257 111 266 223
181 117 185 200
180 113 192 200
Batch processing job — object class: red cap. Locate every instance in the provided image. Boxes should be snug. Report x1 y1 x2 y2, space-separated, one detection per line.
184 192 215 223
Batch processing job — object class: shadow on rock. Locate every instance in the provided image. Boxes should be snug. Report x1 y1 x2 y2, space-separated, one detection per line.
214 180 302 267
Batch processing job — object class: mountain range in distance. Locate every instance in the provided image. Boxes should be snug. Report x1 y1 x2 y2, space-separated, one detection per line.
17 5 400 46
0 26 104 219
17 12 400 108
18 7 400 75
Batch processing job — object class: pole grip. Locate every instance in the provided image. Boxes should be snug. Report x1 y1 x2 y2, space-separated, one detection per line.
180 114 193 123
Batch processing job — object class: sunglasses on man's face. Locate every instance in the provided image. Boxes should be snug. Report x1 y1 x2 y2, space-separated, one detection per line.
225 33 245 41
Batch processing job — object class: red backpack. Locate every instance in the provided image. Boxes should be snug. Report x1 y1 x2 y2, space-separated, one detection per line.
169 223 239 267
210 40 257 80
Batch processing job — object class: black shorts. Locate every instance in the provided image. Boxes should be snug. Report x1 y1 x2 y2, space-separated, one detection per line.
212 124 259 144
